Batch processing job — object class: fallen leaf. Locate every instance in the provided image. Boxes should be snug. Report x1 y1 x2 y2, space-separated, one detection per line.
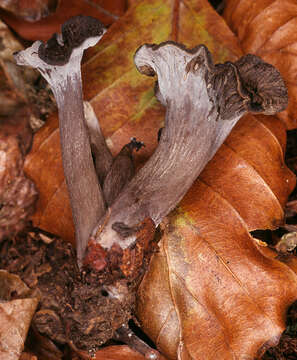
0 299 38 360
1 0 127 41
0 18 54 123
74 345 168 360
93 0 128 16
19 353 38 360
0 271 38 360
137 168 297 359
22 0 297 359
0 270 32 299
0 20 24 61
223 0 297 130
0 106 37 243
0 21 39 240
0 20 34 116
25 327 63 360
0 20 53 240
0 0 58 22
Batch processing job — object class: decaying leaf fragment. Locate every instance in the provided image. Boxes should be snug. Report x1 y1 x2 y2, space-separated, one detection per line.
0 107 38 241
0 0 126 42
0 20 39 118
0 20 55 131
276 232 297 253
0 20 51 241
0 270 38 360
0 0 59 22
0 19 54 241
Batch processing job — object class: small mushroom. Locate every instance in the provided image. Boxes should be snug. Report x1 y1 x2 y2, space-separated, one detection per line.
14 15 107 265
90 42 288 254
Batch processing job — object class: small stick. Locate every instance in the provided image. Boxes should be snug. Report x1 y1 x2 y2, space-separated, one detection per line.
114 324 160 360
84 101 113 185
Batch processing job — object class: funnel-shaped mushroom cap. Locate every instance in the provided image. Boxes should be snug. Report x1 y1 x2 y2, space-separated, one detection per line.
38 15 106 65
135 42 288 120
14 15 106 86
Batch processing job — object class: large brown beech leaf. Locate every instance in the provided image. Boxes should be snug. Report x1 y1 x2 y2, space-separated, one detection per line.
223 0 297 130
136 163 297 359
1 0 126 41
23 0 297 358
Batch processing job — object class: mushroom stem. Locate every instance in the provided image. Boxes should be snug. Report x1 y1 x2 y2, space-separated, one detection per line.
84 101 113 185
14 16 107 265
91 42 288 252
52 66 105 265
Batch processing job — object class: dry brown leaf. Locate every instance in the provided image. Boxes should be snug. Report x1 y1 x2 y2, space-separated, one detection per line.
0 0 58 22
21 0 297 359
223 0 297 130
0 21 52 240
0 19 55 131
0 20 23 61
19 353 38 360
0 271 38 360
0 20 35 116
0 270 32 299
0 106 37 243
0 22 38 240
0 299 37 360
136 145 297 359
1 0 126 41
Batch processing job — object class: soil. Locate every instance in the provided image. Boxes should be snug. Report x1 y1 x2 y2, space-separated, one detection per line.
0 226 137 356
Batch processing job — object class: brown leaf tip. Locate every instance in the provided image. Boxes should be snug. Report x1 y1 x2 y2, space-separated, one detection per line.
38 15 106 65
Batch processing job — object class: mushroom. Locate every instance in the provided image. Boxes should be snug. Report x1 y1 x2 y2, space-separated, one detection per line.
89 42 288 256
14 15 107 266
14 18 288 356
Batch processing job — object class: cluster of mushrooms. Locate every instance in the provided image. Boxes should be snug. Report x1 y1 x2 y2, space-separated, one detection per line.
14 15 287 358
